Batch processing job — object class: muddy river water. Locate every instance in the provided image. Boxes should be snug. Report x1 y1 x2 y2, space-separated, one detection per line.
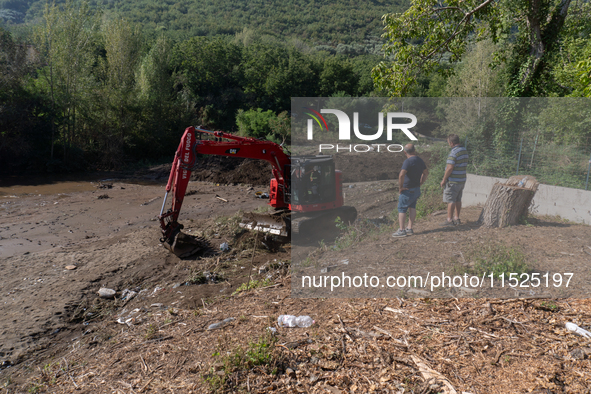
0 175 162 198
0 181 98 198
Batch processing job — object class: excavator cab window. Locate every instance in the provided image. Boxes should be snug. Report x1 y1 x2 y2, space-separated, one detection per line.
291 156 336 206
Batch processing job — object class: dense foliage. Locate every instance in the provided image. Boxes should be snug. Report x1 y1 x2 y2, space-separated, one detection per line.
1 0 408 46
373 0 591 98
0 2 381 173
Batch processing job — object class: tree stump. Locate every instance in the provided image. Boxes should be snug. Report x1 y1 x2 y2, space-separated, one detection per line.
477 175 539 228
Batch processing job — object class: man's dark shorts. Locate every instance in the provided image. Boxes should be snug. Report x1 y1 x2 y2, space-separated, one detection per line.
398 187 421 213
443 182 465 203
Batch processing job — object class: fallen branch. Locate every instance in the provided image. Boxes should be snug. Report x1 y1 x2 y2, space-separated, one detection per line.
410 355 458 394
373 325 408 347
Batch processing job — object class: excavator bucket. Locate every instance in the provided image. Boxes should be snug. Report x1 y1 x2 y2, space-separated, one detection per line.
239 212 290 238
163 231 208 258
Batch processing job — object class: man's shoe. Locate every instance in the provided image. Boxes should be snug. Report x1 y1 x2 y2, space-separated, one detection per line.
454 219 461 225
441 220 455 227
405 228 414 236
392 229 407 237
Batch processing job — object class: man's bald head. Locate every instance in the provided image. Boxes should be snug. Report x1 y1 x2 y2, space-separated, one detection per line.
404 144 416 154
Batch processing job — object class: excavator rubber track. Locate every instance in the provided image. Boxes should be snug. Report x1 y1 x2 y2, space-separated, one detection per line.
239 211 291 238
291 206 357 241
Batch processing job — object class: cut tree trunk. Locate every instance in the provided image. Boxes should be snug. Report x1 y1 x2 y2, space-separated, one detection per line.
477 175 539 228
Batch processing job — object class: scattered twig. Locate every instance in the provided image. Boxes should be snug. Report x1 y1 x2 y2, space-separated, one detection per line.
337 314 355 342
138 336 173 345
397 297 405 308
170 357 188 379
158 320 179 330
256 283 282 291
108 358 122 368
63 357 79 389
458 250 465 264
215 195 228 202
140 196 160 206
501 317 529 333
138 377 154 393
68 374 80 389
140 355 150 373
373 325 408 347
469 327 499 338
385 306 416 319
118 380 136 394
493 349 509 364
247 231 259 292
201 298 212 313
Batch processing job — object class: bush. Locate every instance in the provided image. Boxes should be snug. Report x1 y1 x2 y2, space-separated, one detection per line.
236 108 291 144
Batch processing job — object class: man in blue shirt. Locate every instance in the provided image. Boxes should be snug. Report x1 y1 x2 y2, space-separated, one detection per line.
393 144 428 237
440 134 469 226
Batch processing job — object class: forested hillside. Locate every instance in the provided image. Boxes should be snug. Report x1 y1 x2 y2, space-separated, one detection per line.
1 0 408 45
1 0 590 177
0 0 387 174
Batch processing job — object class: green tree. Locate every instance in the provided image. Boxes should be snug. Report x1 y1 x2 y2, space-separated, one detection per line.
0 25 29 94
135 35 194 160
373 0 575 97
578 56 591 97
242 42 316 110
268 110 291 145
94 17 143 168
445 39 502 98
34 0 98 162
318 55 358 97
171 36 243 129
538 98 591 144
0 26 51 173
137 35 173 102
553 37 591 97
441 40 503 141
102 18 141 93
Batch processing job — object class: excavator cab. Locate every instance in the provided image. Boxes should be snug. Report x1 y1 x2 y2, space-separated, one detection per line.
290 156 336 207
289 155 356 239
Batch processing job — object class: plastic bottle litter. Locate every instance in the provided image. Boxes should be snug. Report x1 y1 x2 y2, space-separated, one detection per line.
296 316 315 327
277 315 315 328
517 176 529 187
278 315 296 327
120 289 137 301
565 322 591 338
208 317 235 330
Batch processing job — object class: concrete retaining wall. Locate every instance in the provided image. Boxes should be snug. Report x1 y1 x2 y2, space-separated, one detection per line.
462 174 591 225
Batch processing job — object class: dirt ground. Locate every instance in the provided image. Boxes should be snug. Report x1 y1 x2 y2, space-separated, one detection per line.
2 152 591 393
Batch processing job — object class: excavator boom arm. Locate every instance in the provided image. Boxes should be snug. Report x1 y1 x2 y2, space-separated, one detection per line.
158 126 290 248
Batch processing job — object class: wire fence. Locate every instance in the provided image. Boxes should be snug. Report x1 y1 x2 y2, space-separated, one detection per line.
464 135 591 191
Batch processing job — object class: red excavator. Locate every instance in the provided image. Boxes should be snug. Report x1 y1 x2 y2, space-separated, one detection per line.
158 126 357 257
